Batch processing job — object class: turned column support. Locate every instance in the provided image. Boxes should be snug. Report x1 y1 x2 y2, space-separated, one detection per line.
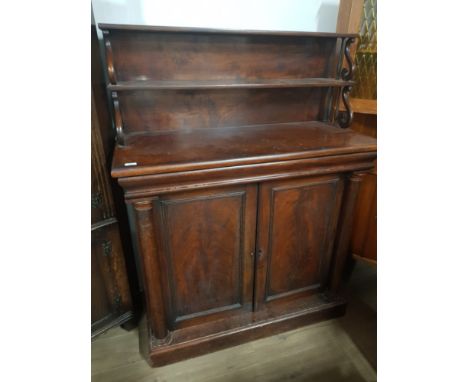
330 171 366 292
133 199 169 341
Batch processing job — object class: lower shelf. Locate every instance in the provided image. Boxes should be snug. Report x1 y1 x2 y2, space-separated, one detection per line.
139 293 347 367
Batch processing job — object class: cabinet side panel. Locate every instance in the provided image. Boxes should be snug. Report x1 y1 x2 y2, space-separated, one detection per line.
160 191 247 322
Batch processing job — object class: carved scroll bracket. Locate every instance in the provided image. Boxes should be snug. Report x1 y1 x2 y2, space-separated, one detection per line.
337 37 357 128
337 85 353 128
102 30 116 84
111 91 125 146
340 37 356 81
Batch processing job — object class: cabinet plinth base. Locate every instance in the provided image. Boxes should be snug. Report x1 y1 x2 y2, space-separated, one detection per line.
139 294 347 367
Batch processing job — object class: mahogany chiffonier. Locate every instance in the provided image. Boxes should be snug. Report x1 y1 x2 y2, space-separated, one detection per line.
99 23 377 367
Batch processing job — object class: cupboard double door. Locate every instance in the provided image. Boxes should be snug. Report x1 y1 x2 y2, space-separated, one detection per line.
151 174 345 330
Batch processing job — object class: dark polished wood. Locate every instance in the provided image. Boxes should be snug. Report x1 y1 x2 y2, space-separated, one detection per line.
112 121 376 178
152 185 257 329
99 23 358 37
352 172 377 263
116 88 328 135
140 294 347 367
255 175 345 309
100 23 358 144
100 25 352 84
351 114 377 264
133 200 169 341
330 172 366 292
108 78 353 91
101 23 376 366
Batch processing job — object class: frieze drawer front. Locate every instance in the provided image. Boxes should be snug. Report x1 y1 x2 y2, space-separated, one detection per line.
102 23 377 366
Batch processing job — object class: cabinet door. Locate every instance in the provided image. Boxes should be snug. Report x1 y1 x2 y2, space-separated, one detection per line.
155 185 257 329
254 175 344 309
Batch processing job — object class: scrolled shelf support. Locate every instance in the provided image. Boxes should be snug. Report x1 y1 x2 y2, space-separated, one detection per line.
337 37 357 129
337 85 353 129
111 91 125 146
340 37 356 81
102 30 116 84
103 30 125 145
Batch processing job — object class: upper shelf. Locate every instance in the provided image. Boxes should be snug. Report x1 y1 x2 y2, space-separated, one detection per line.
99 23 359 38
108 78 354 91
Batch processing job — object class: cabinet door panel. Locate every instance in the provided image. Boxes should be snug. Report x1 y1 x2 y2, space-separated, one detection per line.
255 176 344 309
156 185 257 327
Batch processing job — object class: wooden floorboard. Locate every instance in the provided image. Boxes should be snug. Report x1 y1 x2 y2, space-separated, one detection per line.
92 262 376 382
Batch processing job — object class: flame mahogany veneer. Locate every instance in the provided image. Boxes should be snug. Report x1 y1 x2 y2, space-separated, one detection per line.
101 23 376 367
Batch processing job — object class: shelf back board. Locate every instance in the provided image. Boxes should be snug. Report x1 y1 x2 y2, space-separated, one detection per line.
118 88 328 134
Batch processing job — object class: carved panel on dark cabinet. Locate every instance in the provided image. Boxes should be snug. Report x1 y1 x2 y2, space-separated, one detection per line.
155 185 257 328
91 222 133 336
255 176 344 308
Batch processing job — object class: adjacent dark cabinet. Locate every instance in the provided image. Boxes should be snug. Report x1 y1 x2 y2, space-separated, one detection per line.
100 23 377 366
91 26 134 338
91 90 133 337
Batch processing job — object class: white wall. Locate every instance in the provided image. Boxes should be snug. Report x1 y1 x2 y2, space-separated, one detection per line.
92 0 340 33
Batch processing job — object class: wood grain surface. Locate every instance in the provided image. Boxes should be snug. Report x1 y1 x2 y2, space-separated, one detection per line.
112 122 376 178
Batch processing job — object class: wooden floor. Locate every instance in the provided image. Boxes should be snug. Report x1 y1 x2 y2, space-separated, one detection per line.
92 262 376 382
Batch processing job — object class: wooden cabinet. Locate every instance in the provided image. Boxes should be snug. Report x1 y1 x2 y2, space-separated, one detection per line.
100 23 377 366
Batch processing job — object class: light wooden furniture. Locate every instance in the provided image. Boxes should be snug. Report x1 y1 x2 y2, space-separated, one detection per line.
100 23 377 366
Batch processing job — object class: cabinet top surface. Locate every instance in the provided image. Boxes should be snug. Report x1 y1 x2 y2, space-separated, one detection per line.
98 23 358 38
111 122 376 178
